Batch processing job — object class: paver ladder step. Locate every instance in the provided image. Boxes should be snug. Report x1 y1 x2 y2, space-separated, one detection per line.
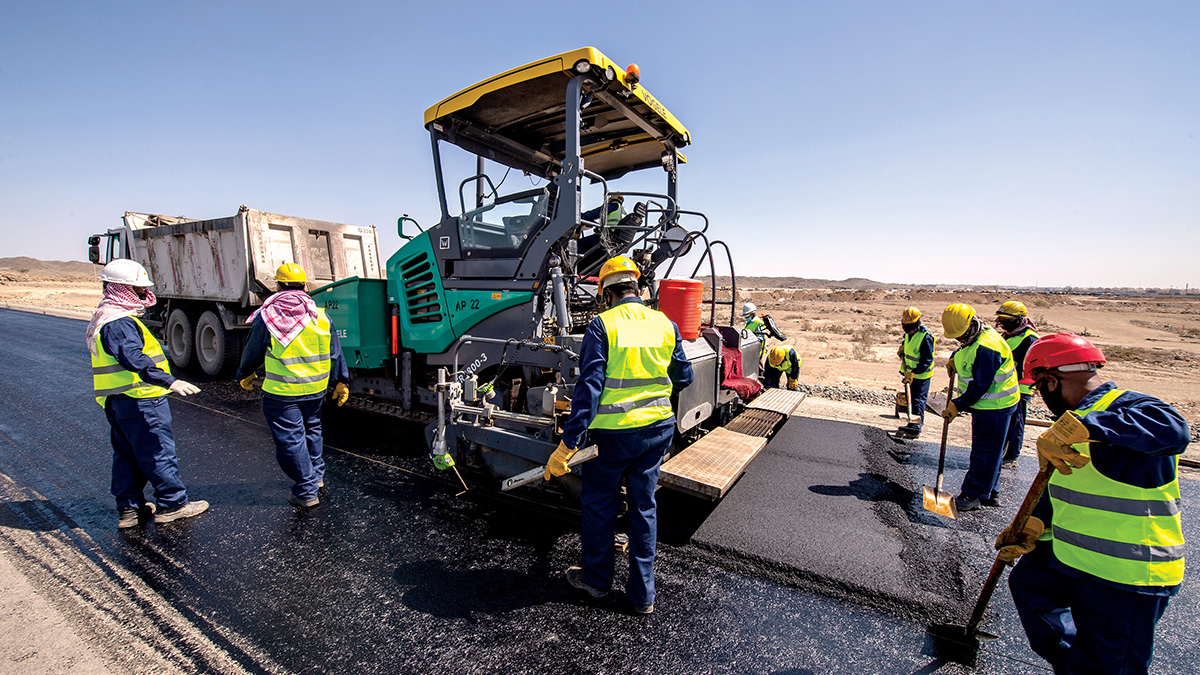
659 427 768 500
747 389 807 416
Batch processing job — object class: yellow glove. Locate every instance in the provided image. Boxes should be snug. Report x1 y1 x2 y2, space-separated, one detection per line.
946 360 957 379
544 441 578 481
333 382 349 407
943 400 960 422
902 371 914 384
995 516 1045 563
787 377 799 391
239 374 257 391
1036 411 1092 474
897 345 905 359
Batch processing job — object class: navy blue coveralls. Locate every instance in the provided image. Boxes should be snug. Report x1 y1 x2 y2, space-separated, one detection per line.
99 318 189 511
1002 331 1038 464
903 326 936 432
763 347 800 389
235 316 349 501
951 342 1016 503
1008 383 1188 675
562 297 694 609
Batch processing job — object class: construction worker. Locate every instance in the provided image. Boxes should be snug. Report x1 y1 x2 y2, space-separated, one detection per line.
85 259 208 528
941 303 1019 512
236 263 350 508
546 256 693 615
995 301 1039 469
999 333 1187 674
577 194 629 273
764 345 800 390
896 306 936 438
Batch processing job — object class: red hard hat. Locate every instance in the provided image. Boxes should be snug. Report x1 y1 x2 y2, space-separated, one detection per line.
1021 333 1106 384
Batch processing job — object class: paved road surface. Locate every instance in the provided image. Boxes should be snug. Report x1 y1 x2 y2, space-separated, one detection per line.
1 308 1196 673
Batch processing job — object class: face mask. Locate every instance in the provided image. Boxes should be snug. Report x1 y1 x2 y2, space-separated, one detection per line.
1039 377 1070 417
997 316 1022 332
135 288 148 299
902 322 919 334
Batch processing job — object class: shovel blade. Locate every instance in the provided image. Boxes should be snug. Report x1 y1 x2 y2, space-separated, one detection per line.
922 485 958 519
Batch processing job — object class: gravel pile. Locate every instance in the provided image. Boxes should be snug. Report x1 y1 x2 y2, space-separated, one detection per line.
794 383 896 407
1191 422 1200 443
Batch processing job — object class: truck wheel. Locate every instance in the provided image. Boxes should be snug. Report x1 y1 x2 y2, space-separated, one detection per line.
195 311 239 376
165 309 195 369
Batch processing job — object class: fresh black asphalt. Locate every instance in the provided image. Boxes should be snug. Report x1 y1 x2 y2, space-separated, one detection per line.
1 308 1196 673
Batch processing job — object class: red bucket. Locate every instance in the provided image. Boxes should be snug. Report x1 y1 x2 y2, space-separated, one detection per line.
658 279 704 339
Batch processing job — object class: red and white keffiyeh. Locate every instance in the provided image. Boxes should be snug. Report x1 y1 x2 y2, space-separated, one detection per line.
247 290 318 346
85 284 156 355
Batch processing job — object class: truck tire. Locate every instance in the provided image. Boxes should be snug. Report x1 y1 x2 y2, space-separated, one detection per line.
165 309 195 369
195 311 239 376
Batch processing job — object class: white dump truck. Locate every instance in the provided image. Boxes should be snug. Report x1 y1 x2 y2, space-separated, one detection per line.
87 205 382 375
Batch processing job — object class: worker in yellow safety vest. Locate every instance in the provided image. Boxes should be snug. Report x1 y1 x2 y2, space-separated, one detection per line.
941 303 1019 512
236 263 350 508
85 259 209 528
895 306 936 438
763 345 801 390
995 301 1040 469
546 256 693 615
997 333 1187 675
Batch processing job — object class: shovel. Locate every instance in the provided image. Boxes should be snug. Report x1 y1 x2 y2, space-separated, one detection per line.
930 462 1055 664
904 374 914 424
921 372 957 519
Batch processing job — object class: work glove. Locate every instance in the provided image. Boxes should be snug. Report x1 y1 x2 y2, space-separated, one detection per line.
946 360 957 379
239 374 257 391
544 441 578 481
333 382 349 407
169 380 201 396
942 400 960 422
897 345 905 360
787 377 799 391
1036 411 1092 475
431 453 455 471
902 371 914 384
995 516 1045 563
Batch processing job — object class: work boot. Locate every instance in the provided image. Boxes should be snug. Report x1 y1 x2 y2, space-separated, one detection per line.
117 502 156 529
954 495 981 512
981 494 1002 508
1002 458 1019 470
565 566 609 599
289 494 320 508
154 500 209 524
633 603 655 615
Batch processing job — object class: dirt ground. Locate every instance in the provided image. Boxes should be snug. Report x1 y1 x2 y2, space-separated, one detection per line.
3 261 1197 432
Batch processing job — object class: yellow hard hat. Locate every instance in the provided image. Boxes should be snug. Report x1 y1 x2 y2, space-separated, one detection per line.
996 301 1028 318
942 303 976 339
597 256 640 290
901 307 921 323
768 345 791 367
275 262 308 283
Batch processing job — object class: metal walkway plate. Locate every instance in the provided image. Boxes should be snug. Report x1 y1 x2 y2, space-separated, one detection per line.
747 389 807 416
659 427 768 500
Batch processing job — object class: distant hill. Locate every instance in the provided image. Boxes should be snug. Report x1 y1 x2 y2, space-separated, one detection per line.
716 276 895 290
0 256 97 278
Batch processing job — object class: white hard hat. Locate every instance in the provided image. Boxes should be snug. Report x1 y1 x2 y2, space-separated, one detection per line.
741 302 757 318
98 259 153 287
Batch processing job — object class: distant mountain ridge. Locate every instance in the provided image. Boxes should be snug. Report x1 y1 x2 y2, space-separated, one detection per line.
0 256 97 277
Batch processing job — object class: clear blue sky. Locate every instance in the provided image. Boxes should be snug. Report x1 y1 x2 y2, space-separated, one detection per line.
2 1 1196 288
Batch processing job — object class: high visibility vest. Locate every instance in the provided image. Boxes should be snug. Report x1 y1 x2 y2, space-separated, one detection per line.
591 302 676 430
953 327 1019 410
902 326 936 380
745 317 766 355
1049 388 1185 587
263 309 333 397
91 316 171 407
1004 328 1040 395
770 349 796 374
606 205 625 227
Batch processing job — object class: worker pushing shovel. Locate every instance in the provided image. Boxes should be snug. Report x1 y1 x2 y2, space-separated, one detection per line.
894 307 936 440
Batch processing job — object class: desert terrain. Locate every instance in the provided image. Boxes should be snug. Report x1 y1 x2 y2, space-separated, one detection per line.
4 256 1198 453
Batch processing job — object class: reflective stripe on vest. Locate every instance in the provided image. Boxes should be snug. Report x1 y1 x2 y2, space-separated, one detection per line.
1004 328 1040 395
263 308 332 397
902 327 936 379
1049 388 1185 586
590 302 676 430
91 316 172 407
953 327 1019 410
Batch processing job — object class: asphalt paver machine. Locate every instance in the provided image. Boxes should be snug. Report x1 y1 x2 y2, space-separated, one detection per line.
317 47 803 499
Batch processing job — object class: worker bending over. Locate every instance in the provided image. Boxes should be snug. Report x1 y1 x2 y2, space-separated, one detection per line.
995 301 1039 469
941 303 1019 512
86 259 208 528
764 345 800 390
896 306 936 439
546 256 693 615
998 334 1187 675
236 263 350 508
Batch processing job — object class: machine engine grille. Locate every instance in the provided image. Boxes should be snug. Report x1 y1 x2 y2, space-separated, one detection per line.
400 253 443 324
